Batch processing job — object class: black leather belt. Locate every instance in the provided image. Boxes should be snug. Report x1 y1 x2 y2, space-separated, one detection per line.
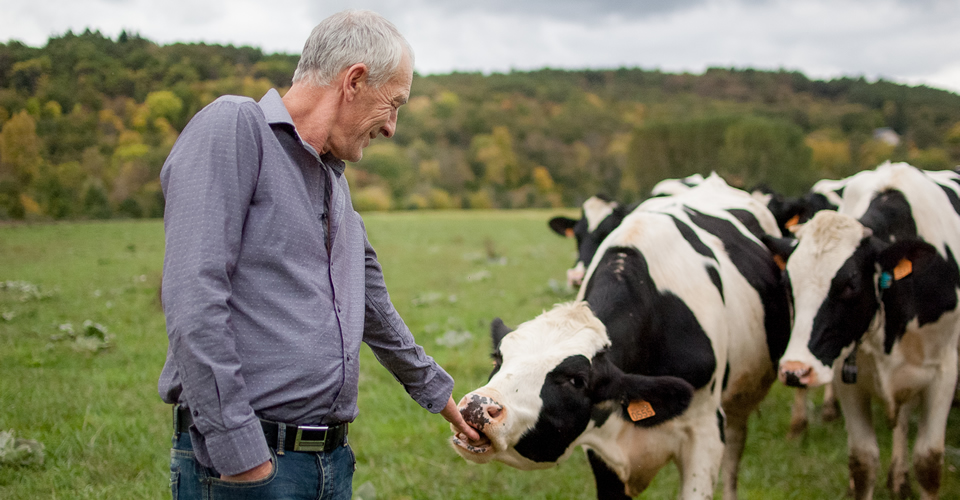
174 405 347 453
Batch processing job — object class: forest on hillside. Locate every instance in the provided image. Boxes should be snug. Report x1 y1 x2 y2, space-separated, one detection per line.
1 29 959 219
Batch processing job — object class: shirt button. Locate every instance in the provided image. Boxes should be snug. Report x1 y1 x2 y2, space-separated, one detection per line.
192 410 199 417
427 404 433 409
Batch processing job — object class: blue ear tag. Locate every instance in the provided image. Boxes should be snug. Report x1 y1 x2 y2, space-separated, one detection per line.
879 272 893 290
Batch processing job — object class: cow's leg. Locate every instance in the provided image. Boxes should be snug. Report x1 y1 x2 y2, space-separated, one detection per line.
821 382 841 422
911 350 957 500
837 382 878 500
953 345 960 408
586 449 631 500
887 402 915 499
677 415 724 500
720 410 748 500
787 387 808 439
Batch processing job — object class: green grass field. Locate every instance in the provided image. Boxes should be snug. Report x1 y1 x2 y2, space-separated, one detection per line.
0 211 958 499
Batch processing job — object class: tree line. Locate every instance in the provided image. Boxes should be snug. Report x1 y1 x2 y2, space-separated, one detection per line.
1 29 959 219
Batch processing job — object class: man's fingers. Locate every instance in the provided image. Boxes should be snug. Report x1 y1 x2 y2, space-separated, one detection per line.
441 397 481 442
457 421 481 442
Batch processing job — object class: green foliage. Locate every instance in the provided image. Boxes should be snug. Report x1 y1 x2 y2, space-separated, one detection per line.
352 185 393 212
81 185 111 219
1 34 959 220
0 110 42 187
719 116 814 193
143 91 182 124
628 116 734 196
355 142 416 200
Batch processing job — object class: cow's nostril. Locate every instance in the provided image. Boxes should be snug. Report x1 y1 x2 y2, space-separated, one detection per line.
780 364 812 388
783 371 804 388
487 405 502 419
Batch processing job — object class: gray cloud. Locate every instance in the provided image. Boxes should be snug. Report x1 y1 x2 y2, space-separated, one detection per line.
1 0 958 93
307 0 741 26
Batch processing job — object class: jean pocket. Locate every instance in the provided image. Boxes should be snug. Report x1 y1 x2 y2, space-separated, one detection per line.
170 458 180 500
205 449 279 498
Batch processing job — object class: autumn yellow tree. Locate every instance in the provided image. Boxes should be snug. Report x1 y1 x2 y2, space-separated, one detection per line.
0 110 43 187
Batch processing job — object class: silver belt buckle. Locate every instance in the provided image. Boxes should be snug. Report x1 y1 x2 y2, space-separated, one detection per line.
293 425 328 452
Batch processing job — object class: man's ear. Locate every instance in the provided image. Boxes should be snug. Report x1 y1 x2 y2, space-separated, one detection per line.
341 63 369 102
761 235 798 271
589 354 694 428
549 217 578 238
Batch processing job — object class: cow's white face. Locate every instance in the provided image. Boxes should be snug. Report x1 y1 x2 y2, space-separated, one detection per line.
549 197 622 288
451 302 694 470
452 302 610 469
780 211 876 387
583 196 619 233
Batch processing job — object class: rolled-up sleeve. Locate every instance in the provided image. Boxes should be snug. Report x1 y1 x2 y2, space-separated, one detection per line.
160 98 271 475
360 233 455 414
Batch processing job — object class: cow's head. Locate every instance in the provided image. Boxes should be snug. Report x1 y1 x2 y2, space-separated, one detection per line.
451 302 694 469
549 196 628 287
765 210 935 387
759 188 839 236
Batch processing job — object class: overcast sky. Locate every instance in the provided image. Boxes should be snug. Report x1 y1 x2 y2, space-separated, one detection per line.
3 0 959 93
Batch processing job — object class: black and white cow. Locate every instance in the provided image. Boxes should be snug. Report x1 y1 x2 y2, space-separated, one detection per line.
649 173 706 198
549 195 640 288
548 174 707 288
454 177 791 499
766 162 960 500
753 176 851 236
753 177 860 432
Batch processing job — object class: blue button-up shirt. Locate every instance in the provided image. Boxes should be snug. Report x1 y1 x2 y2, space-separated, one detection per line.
158 89 454 475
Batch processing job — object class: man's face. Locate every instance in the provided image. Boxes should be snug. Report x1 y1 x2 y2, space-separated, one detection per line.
330 53 412 162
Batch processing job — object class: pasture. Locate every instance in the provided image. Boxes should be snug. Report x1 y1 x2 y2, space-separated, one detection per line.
0 211 958 499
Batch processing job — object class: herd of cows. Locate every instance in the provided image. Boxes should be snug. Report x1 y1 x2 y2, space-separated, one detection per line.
448 162 960 500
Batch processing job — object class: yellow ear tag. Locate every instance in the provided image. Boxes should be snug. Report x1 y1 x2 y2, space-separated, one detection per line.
564 228 574 238
627 400 656 422
785 215 800 230
893 258 913 280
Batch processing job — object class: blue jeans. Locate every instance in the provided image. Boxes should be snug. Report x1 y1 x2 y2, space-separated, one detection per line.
170 431 355 500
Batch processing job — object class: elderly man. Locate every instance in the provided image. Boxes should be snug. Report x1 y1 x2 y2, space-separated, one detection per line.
159 10 479 499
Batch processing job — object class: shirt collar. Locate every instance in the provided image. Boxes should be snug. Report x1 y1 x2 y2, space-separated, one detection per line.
258 89 346 176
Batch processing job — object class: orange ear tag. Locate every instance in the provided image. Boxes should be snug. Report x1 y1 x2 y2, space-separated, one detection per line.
785 215 800 230
773 254 786 271
627 400 656 422
893 258 913 280
565 228 575 238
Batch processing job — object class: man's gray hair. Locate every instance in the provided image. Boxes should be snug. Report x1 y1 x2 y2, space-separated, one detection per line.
293 10 414 88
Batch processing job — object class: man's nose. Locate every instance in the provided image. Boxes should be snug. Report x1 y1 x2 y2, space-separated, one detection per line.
380 109 398 138
380 109 399 138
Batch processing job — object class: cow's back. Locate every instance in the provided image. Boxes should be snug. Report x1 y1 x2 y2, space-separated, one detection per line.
579 180 788 401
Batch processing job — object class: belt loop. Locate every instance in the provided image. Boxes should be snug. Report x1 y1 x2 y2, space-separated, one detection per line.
172 404 181 439
276 423 286 456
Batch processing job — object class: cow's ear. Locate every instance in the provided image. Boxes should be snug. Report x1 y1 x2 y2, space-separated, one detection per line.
590 356 694 428
549 217 578 238
490 317 513 350
761 235 798 271
775 197 807 232
876 238 937 285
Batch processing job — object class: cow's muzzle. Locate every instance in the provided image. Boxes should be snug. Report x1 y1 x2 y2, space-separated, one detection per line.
779 361 816 388
451 392 505 455
566 262 586 288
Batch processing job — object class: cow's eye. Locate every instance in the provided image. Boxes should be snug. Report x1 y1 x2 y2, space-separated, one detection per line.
569 376 585 389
